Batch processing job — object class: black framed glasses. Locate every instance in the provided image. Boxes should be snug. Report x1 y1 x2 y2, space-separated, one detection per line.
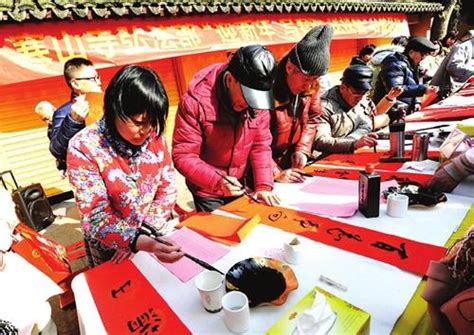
74 75 101 83
347 85 369 97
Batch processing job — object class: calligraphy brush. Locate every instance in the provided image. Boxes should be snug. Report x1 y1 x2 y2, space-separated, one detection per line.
215 171 260 203
140 223 225 276
372 115 377 153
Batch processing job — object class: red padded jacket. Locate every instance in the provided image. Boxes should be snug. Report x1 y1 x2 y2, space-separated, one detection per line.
172 63 273 198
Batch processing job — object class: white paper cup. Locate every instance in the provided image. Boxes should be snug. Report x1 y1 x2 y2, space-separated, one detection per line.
386 194 409 218
195 270 225 313
283 236 304 264
222 291 250 333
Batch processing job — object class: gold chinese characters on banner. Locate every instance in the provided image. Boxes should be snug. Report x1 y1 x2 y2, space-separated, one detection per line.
0 13 409 85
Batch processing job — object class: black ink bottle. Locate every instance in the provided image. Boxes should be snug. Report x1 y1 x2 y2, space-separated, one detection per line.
358 163 380 218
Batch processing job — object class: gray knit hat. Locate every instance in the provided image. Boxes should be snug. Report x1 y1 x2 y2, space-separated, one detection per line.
289 24 333 76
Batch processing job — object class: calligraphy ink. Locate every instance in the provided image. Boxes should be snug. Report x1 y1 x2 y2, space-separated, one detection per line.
358 163 380 218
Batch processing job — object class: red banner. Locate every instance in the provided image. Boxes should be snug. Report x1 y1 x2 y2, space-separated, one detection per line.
0 13 408 85
221 198 446 276
85 260 191 334
304 165 433 186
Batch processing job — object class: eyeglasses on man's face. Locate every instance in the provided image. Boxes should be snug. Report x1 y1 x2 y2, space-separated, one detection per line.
347 85 369 97
74 75 101 83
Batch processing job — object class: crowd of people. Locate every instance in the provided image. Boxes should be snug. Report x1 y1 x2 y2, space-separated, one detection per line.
31 25 474 268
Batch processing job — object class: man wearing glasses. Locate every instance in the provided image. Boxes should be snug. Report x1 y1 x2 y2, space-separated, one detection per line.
313 65 388 156
49 57 102 172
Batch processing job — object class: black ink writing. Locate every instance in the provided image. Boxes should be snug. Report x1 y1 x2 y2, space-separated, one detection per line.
293 218 319 229
127 308 161 334
371 241 408 259
268 211 287 222
111 279 131 299
327 228 362 242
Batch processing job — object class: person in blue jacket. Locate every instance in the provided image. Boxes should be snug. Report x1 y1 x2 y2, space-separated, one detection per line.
49 57 102 171
372 37 439 116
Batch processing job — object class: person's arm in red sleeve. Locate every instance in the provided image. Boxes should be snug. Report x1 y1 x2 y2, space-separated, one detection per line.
172 97 222 193
293 92 320 168
249 110 273 192
249 110 280 206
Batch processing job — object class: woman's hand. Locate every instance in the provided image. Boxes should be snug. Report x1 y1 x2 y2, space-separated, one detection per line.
111 249 133 264
136 235 185 263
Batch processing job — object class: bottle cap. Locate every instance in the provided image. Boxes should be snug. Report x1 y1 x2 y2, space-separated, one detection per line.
365 163 375 173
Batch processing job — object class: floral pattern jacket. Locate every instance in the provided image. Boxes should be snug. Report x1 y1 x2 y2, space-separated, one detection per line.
67 119 177 251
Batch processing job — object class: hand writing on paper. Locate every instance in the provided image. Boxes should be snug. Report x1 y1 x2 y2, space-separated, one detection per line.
255 190 280 207
218 176 244 197
274 168 306 183
354 133 378 150
136 235 185 263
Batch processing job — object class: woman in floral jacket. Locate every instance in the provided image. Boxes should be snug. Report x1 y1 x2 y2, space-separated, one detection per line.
67 65 184 267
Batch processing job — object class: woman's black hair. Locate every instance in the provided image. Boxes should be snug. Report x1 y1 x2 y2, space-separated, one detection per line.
104 64 169 138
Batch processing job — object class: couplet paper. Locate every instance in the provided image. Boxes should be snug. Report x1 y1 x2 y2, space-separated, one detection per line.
304 165 433 186
220 198 446 276
85 260 191 334
177 212 259 245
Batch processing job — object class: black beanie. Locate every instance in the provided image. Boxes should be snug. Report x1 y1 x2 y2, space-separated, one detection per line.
289 24 333 76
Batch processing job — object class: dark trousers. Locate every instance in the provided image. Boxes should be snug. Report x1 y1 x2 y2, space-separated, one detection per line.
192 194 238 212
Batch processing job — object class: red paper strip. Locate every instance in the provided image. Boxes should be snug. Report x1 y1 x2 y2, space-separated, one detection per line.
305 166 433 186
220 198 446 276
316 152 403 171
405 108 474 122
315 151 439 171
85 260 191 334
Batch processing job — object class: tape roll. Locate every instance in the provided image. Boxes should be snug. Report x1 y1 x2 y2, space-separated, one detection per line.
386 194 409 218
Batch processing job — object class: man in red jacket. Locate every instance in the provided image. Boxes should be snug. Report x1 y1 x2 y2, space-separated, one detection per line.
271 24 333 183
173 45 280 212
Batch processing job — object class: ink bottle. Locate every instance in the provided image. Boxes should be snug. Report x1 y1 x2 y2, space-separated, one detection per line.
358 163 380 218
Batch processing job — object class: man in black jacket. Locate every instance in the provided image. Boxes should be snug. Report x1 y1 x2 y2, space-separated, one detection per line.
372 37 438 115
50 58 102 171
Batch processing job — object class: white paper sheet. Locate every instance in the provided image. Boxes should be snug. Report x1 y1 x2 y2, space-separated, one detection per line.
273 176 398 218
72 189 473 335
0 253 62 333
